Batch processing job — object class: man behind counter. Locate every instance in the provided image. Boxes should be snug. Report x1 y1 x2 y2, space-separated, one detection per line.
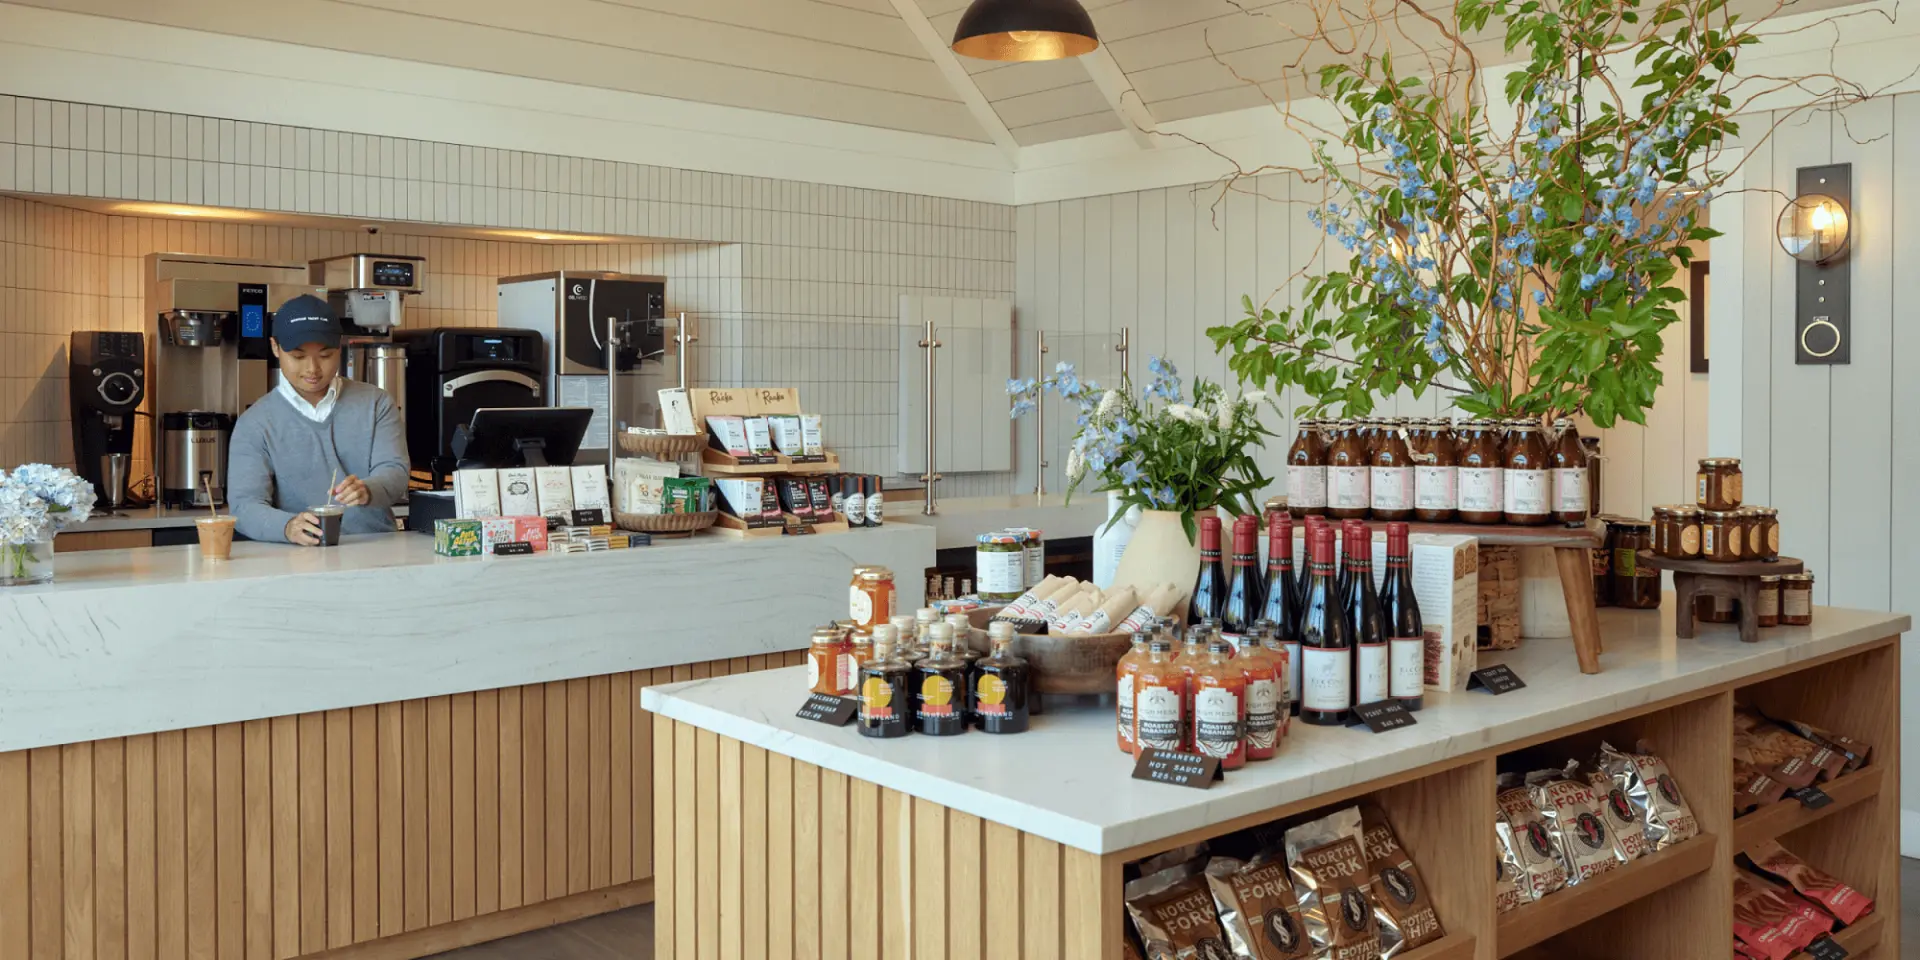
229 294 410 545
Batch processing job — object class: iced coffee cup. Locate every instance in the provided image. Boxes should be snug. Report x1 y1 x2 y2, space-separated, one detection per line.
196 515 237 561
312 505 344 547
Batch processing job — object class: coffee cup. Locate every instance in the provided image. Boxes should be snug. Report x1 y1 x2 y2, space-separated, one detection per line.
311 505 344 547
195 515 237 561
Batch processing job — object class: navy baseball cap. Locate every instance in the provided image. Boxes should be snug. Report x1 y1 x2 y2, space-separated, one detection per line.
272 294 341 350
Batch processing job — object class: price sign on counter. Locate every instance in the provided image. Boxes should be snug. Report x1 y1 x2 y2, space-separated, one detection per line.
1787 785 1833 809
1468 664 1527 695
1131 749 1223 789
795 694 857 726
1347 700 1418 733
1804 935 1848 960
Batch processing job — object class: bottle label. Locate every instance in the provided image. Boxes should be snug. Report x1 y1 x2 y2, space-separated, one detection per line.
975 673 1014 717
1357 640 1390 704
1758 589 1780 618
1024 545 1044 588
860 676 897 720
1283 640 1302 710
1370 466 1412 511
807 656 821 690
866 495 885 526
1301 647 1351 712
1415 465 1456 511
1244 678 1279 750
1331 466 1370 509
849 586 873 625
1288 465 1327 508
1553 467 1588 513
917 675 959 719
838 654 858 693
976 550 1025 595
1697 473 1709 504
1390 636 1423 699
1193 687 1242 758
1783 590 1811 618
843 492 866 524
1135 685 1183 750
1117 674 1136 743
1459 467 1504 512
1505 469 1548 516
1682 526 1700 556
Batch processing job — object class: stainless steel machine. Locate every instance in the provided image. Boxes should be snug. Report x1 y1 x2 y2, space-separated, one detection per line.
145 253 322 507
309 254 426 419
68 331 145 510
496 271 665 463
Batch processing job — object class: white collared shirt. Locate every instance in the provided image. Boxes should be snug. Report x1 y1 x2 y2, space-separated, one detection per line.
277 375 343 423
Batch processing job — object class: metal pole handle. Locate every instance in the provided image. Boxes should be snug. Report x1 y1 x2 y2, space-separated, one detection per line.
674 313 697 390
605 316 622 441
1116 326 1130 382
919 317 942 516
1034 330 1049 498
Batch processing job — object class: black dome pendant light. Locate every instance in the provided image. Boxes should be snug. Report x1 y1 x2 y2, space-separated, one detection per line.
950 0 1099 62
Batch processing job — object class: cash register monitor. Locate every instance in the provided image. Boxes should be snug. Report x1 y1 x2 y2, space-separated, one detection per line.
453 407 593 469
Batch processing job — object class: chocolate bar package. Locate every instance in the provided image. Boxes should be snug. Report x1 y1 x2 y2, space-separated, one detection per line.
1741 840 1874 925
1357 807 1443 956
1283 807 1382 960
1124 858 1234 960
1495 781 1568 904
1735 707 1846 786
1595 741 1699 850
1524 765 1625 884
1204 854 1312 960
1774 717 1871 773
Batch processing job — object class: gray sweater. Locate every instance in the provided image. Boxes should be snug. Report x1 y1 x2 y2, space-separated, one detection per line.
228 380 410 543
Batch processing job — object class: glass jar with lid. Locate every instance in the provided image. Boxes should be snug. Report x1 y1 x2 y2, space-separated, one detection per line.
1287 419 1329 517
1501 418 1551 526
1743 506 1779 561
1327 419 1372 519
849 566 894 631
1456 419 1506 524
1780 573 1814 625
975 533 1026 603
1549 418 1590 523
807 624 857 696
1700 509 1747 563
1651 504 1702 559
1607 521 1661 609
1756 576 1782 628
1696 458 1744 510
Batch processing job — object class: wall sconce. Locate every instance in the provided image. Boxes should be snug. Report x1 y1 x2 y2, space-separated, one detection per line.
1780 164 1851 365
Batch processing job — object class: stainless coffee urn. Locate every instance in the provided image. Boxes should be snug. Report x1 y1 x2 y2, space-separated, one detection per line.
310 254 426 419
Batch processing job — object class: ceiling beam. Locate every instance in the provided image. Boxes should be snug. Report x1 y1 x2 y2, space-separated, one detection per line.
1079 44 1159 150
885 0 1021 164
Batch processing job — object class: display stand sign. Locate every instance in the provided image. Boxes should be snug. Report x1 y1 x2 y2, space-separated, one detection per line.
795 694 857 726
1131 748 1223 789
1787 785 1834 809
1468 664 1527 694
571 508 608 526
1347 700 1418 733
490 542 534 557
1804 935 1848 959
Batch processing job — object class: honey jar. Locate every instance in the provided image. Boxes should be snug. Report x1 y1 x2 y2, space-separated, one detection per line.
849 566 895 630
1780 573 1815 626
1700 509 1747 562
1696 458 1744 511
1650 504 1701 559
807 624 857 696
1756 576 1782 628
1743 506 1780 561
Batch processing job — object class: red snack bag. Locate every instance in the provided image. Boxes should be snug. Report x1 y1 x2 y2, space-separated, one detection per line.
1739 868 1834 952
1743 840 1875 925
1732 874 1797 960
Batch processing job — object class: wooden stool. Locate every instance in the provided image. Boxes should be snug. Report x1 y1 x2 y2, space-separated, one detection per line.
1635 551 1804 644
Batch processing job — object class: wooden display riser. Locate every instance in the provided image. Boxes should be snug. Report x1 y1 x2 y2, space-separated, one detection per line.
654 636 1900 960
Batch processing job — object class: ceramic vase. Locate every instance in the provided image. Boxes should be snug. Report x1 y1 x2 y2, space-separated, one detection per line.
1110 507 1214 597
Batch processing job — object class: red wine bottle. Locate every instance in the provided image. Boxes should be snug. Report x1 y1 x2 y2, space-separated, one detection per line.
1344 521 1390 706
1260 512 1301 637
1334 519 1358 613
1189 516 1227 625
1382 521 1426 711
1219 515 1261 648
1297 525 1353 725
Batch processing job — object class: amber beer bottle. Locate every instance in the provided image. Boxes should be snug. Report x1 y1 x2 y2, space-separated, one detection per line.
1132 635 1187 755
1191 635 1249 770
971 622 1030 734
857 639 912 739
1115 630 1151 754
914 624 968 736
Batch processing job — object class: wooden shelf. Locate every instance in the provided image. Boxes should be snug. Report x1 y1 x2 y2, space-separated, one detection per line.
1393 518 1599 547
1400 932 1477 960
1733 765 1883 853
1788 912 1885 959
701 450 841 475
1496 834 1719 957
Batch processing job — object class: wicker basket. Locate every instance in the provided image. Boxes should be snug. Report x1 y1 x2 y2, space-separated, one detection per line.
963 606 1187 695
615 432 707 458
613 509 720 534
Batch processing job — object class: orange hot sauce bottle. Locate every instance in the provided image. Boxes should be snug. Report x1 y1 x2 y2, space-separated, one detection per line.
1131 635 1188 756
1191 635 1248 770
1115 629 1151 755
1238 623 1282 761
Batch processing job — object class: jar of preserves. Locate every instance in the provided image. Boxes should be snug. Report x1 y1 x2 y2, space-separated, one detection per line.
1502 419 1551 526
1592 516 1615 606
975 533 1025 602
1327 419 1372 519
1651 504 1702 559
1694 593 1739 624
1607 521 1661 609
849 567 894 631
1021 528 1047 588
1456 419 1506 524
1550 418 1590 523
1780 573 1814 626
1756 576 1782 628
807 624 858 696
1369 419 1415 521
1700 509 1747 563
1413 419 1457 522
1287 419 1329 517
1744 506 1779 561
1697 458 1744 510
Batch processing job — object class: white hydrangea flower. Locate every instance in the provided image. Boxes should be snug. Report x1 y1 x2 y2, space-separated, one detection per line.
1241 390 1270 407
1166 404 1199 423
1066 446 1086 483
1216 402 1234 432
1095 389 1121 419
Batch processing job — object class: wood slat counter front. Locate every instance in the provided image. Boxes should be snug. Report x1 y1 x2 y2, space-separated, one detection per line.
643 601 1909 960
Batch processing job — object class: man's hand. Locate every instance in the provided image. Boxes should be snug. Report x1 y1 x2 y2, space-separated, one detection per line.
285 512 323 546
332 474 371 506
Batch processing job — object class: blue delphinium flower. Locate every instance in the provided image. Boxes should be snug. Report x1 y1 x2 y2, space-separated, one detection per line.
1118 459 1145 487
1533 289 1547 305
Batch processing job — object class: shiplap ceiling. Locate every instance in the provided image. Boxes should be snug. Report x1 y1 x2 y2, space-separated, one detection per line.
9 0 1874 148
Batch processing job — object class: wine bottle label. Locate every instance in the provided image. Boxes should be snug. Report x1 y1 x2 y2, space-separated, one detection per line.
1244 678 1279 749
1135 685 1183 750
1415 465 1457 510
1390 636 1424 699
1288 465 1327 508
1193 687 1243 759
848 585 873 625
1117 674 1136 743
1301 647 1351 712
1459 467 1504 512
1331 466 1371 510
1506 469 1548 516
976 550 1025 596
1553 467 1588 513
1357 640 1390 704
1370 466 1413 511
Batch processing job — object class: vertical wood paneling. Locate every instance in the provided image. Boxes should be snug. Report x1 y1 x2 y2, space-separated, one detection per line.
92 740 125 960
61 742 94 960
912 798 945 960
766 753 793 960
819 772 849 959
586 677 610 893
982 823 1019 960
1021 835 1060 960
848 781 878 960
741 744 767 960
496 689 522 914
449 695 475 923
565 681 590 898
543 684 567 902
374 705 403 936
2 751 28 960
1828 97 1893 611
472 692 499 918
348 709 376 943
123 736 153 960
652 718 675 959
719 739 743 960
213 726 243 960
695 731 720 960
322 712 350 950
265 721 294 960
673 722 697 960
1893 97 1920 788
30 749 63 960
425 698 452 928
400 701 427 933
519 685 544 908
790 760 819 960
607 676 630 887
946 811 982 960
240 724 270 960
293 718 323 955
879 788 909 960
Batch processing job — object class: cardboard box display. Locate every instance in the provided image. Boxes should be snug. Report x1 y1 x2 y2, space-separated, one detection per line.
497 467 539 517
535 466 575 519
570 464 611 513
478 517 519 555
453 469 500 519
434 519 483 557
511 515 549 552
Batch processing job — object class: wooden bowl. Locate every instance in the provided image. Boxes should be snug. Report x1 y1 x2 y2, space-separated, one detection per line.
962 606 1182 696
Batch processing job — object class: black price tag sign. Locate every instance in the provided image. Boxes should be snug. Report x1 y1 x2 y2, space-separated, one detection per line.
1468 664 1527 695
783 520 817 536
790 454 828 464
1347 700 1418 733
1788 785 1834 809
795 694 857 726
1130 748 1223 789
489 541 534 557
1804 935 1848 960
571 508 607 526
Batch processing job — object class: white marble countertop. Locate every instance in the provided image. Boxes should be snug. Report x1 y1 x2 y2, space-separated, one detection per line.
644 600 1909 854
0 524 933 752
886 493 1108 549
69 503 414 533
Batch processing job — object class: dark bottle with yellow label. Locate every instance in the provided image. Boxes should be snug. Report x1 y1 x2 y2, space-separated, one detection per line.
914 623 969 736
971 622 1030 734
857 639 913 739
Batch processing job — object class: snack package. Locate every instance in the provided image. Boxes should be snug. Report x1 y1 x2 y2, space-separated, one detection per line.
1734 760 1791 816
1524 764 1624 885
1594 741 1698 851
1283 807 1383 960
1495 781 1568 903
1583 767 1651 860
1742 840 1875 924
1735 868 1834 956
1773 717 1872 773
1492 836 1525 915
1735 707 1846 785
1357 807 1443 955
1204 855 1313 960
1124 858 1234 960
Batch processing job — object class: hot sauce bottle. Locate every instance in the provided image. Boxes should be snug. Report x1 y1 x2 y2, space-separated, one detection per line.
971 622 1030 735
1255 619 1293 738
1176 625 1210 748
913 624 968 736
1191 635 1249 770
1116 630 1151 754
1132 635 1187 756
1238 622 1282 761
857 638 912 739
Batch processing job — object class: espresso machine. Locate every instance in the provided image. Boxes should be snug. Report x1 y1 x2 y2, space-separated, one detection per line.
146 253 322 507
309 254 426 418
68 331 145 511
497 271 665 464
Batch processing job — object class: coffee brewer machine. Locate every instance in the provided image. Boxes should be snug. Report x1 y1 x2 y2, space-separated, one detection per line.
497 271 665 464
309 254 426 418
146 254 322 507
68 331 145 510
